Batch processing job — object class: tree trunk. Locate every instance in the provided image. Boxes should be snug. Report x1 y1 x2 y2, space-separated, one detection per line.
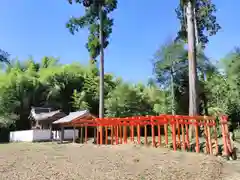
98 4 105 143
186 1 198 140
99 4 104 119
193 6 198 45
202 94 208 115
201 72 209 116
171 67 175 115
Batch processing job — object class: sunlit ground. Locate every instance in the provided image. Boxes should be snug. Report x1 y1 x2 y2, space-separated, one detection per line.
0 142 239 180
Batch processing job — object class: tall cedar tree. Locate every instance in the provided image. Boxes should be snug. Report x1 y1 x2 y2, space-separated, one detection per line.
66 0 117 62
176 0 220 139
175 0 221 47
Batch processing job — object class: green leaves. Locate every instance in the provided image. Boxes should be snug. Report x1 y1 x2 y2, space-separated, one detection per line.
66 0 117 59
153 40 187 87
0 49 239 129
105 83 142 117
72 90 90 110
176 0 221 47
0 49 11 71
0 49 10 65
68 0 82 4
105 82 169 117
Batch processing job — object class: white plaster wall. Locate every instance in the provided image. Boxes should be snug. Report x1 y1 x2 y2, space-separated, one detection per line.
10 130 34 142
10 129 79 142
32 129 51 141
52 129 79 140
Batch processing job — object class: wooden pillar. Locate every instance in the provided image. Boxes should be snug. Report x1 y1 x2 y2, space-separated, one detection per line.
80 126 83 143
49 123 53 141
36 120 39 128
94 127 96 144
60 126 64 143
73 126 76 143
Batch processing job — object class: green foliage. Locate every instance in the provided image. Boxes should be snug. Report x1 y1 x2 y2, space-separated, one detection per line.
72 90 90 110
0 66 44 129
175 0 221 47
0 56 169 130
0 45 240 132
66 0 117 60
0 58 86 128
0 49 10 65
153 40 186 87
143 84 171 114
153 40 210 115
105 83 170 117
204 48 240 119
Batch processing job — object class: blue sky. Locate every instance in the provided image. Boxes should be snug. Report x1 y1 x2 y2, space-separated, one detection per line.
0 0 238 83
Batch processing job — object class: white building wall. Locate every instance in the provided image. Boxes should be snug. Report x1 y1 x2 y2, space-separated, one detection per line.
9 130 34 142
32 129 51 141
52 129 79 140
9 129 79 142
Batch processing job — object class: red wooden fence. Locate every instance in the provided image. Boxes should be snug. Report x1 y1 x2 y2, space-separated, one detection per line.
71 114 233 157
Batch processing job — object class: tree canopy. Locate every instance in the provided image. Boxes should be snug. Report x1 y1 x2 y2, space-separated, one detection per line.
66 0 117 61
0 44 239 130
175 0 221 47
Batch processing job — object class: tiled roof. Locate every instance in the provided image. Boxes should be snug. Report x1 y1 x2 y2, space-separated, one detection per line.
53 110 89 124
29 107 66 121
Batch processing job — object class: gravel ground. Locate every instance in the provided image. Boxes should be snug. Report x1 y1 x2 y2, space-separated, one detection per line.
0 142 240 180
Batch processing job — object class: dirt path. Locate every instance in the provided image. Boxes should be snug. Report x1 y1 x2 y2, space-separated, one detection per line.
0 142 240 180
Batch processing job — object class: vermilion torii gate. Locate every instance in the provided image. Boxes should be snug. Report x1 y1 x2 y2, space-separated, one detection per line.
54 113 234 159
